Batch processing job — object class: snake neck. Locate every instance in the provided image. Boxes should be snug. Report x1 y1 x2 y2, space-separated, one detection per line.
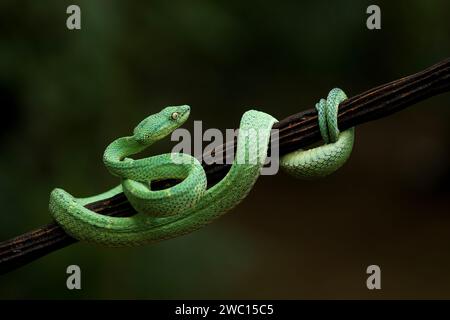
103 136 148 174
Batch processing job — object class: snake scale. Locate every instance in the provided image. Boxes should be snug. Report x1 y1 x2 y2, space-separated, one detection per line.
49 88 354 247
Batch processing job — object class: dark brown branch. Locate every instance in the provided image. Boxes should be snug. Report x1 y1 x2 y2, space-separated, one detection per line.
1 58 449 275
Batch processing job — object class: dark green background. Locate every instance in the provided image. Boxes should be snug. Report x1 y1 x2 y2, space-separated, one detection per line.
0 0 449 298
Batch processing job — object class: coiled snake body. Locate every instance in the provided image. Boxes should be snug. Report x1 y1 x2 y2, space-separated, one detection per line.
49 88 354 247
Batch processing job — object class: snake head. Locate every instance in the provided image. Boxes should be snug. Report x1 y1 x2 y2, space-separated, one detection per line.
133 105 190 145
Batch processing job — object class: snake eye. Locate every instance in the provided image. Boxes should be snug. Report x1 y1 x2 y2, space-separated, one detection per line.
171 112 179 120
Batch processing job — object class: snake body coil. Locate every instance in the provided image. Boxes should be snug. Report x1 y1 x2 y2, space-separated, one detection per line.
49 88 354 247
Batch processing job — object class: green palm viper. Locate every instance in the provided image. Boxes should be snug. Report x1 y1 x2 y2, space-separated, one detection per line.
49 88 354 247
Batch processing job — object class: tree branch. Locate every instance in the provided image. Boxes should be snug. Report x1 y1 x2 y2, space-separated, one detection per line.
1 58 449 275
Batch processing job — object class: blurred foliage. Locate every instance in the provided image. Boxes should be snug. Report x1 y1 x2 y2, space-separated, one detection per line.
0 0 449 298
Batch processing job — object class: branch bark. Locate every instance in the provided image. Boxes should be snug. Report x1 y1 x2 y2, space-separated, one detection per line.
1 58 449 275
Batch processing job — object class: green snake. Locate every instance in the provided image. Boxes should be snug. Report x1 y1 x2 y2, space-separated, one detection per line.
49 88 354 247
